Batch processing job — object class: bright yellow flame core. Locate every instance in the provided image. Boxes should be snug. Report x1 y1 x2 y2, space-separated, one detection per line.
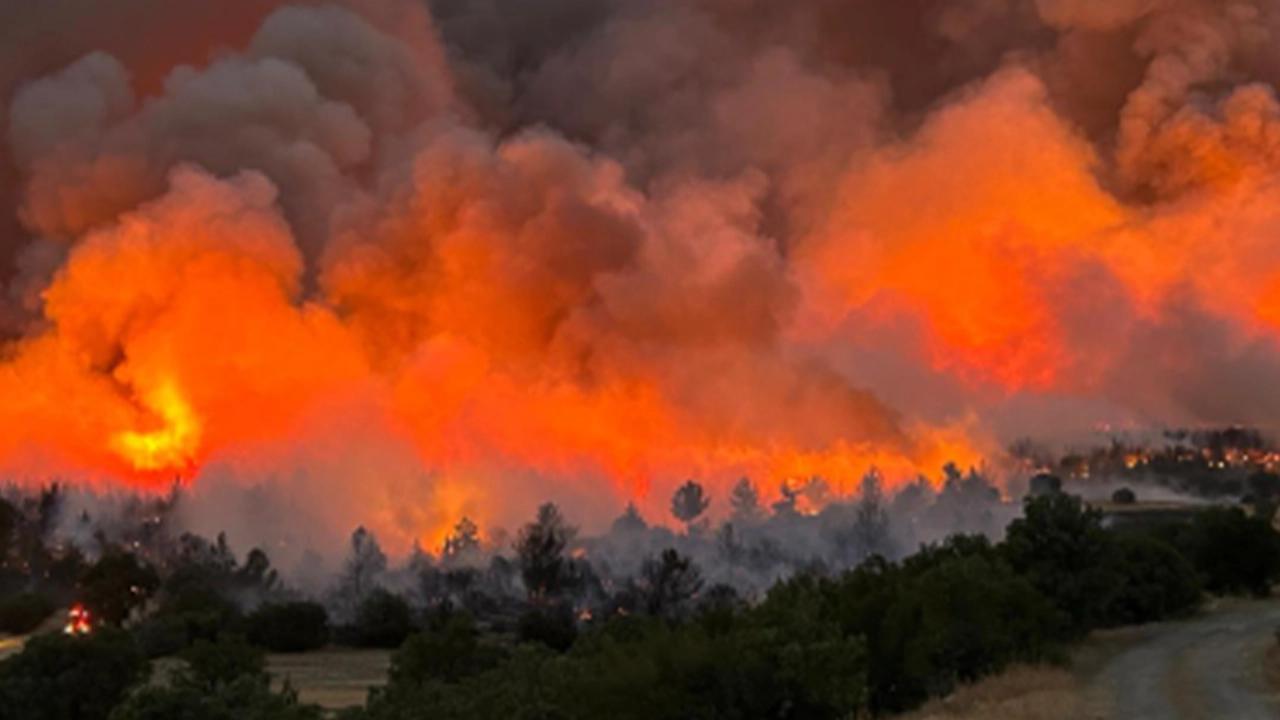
110 381 202 471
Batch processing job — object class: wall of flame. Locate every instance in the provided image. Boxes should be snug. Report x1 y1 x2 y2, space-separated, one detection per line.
4 0 1280 552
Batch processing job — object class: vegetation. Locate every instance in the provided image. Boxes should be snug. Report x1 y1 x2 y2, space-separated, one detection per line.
0 591 55 634
109 635 321 720
246 601 329 653
1170 506 1280 597
0 452 1274 720
346 589 414 649
0 628 147 720
336 495 1218 719
79 551 159 626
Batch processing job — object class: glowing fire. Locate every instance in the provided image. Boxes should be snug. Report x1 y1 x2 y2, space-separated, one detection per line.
6 1 1280 553
63 604 92 636
110 381 201 472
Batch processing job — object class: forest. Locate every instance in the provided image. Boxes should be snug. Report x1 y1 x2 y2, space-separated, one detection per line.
0 453 1278 720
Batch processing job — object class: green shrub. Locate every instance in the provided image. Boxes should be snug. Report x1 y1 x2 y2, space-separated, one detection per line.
350 589 413 648
1002 494 1115 637
132 614 189 658
1098 532 1201 625
0 627 147 720
246 601 329 653
517 603 577 652
110 635 321 720
1181 507 1280 596
79 552 159 626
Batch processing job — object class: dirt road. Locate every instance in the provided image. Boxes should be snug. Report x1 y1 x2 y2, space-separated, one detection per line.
1088 600 1280 719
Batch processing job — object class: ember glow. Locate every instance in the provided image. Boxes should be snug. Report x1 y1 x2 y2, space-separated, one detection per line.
5 0 1280 554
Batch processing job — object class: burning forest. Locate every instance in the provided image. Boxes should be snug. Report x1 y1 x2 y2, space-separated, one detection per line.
5 1 1280 717
6 0 1280 558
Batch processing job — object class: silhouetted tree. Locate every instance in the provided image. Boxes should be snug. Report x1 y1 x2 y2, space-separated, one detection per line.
351 589 414 648
851 469 893 560
729 477 764 524
515 503 578 602
336 527 386 613
610 503 648 534
79 550 159 626
442 517 481 567
671 480 710 533
641 548 703 619
234 547 278 595
1111 487 1137 504
772 482 800 518
716 522 744 565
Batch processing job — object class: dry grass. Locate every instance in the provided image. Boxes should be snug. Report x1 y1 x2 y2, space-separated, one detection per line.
268 648 392 710
1265 637 1280 702
898 665 1104 720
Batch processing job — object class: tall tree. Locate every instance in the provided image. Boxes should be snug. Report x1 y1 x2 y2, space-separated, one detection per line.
79 551 159 626
851 468 893 560
334 527 387 618
515 503 578 602
640 548 703 619
729 477 764 524
442 517 481 566
671 480 710 533
611 503 648 534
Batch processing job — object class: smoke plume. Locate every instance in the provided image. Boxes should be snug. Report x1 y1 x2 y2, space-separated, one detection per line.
4 0 1280 558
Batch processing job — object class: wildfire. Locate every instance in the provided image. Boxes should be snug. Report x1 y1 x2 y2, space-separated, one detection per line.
110 380 201 473
7 0 1280 554
63 604 92 636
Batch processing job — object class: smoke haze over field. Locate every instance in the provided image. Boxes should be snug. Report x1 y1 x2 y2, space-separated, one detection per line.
4 0 1280 557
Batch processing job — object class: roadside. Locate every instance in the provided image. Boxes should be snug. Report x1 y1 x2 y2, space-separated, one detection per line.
902 597 1280 720
1086 597 1280 720
898 665 1100 720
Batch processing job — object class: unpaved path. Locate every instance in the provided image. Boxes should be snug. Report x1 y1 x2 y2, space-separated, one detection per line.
1087 599 1280 719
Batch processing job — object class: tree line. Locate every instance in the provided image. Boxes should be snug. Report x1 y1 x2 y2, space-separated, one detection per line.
0 476 1277 719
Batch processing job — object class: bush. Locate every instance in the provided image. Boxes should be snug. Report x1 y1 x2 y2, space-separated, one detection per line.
133 615 190 659
1002 494 1115 637
0 592 55 634
389 612 505 686
0 627 148 720
350 589 413 648
110 635 321 720
1180 507 1280 596
79 551 159 626
148 583 244 652
246 601 329 653
517 603 577 652
363 606 867 720
1111 487 1137 504
1098 532 1201 625
814 549 1060 714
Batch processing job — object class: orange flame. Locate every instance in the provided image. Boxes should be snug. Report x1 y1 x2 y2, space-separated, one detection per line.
110 380 201 472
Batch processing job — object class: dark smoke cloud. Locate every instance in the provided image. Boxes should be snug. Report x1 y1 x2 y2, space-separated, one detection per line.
4 0 1280 560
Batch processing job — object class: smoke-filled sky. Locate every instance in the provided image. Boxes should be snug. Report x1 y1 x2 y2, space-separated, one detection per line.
3 0 1280 556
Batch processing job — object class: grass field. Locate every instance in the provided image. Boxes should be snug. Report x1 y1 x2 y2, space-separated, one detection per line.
1 628 392 713
268 648 392 710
